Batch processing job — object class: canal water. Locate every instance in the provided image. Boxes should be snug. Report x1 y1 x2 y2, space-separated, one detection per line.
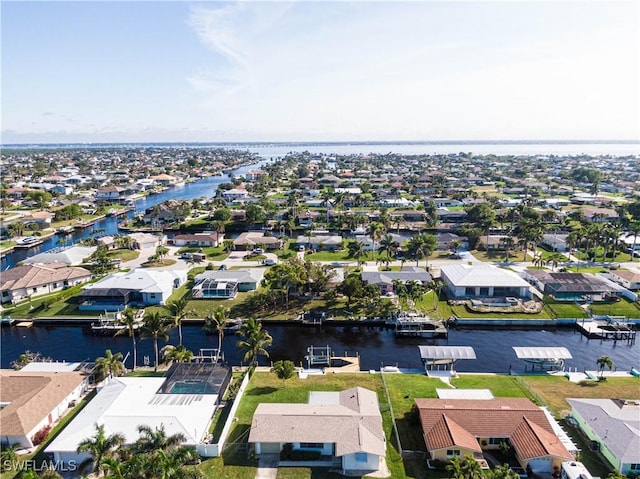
1 324 637 373
1 161 269 269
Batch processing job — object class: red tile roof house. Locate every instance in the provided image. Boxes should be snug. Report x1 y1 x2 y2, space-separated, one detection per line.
249 387 388 476
0 370 89 449
415 398 573 474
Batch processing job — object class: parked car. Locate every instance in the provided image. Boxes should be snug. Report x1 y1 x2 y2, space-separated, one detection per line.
252 248 264 254
298 245 305 252
262 259 276 266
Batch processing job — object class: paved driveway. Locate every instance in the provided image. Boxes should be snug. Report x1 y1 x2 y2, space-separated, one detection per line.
254 454 279 479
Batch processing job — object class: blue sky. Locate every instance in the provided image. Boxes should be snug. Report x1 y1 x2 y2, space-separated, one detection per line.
2 0 638 143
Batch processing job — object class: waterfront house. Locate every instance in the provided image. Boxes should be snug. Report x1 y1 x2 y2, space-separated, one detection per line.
416 398 573 473
192 269 265 299
0 264 92 304
46 363 230 465
221 187 250 202
0 368 89 449
233 231 283 251
95 185 127 203
567 398 640 475
78 268 186 311
21 211 54 230
150 173 178 186
440 264 532 300
362 267 431 295
170 232 224 248
521 270 618 302
249 387 386 475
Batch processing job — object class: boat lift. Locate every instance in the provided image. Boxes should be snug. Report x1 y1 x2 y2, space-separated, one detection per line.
512 346 572 371
417 345 477 373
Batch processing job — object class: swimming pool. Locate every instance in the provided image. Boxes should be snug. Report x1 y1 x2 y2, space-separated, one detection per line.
169 380 217 394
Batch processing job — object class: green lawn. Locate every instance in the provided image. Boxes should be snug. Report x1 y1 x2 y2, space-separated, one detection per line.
177 245 229 261
472 250 529 263
305 249 352 261
589 298 640 318
106 249 140 262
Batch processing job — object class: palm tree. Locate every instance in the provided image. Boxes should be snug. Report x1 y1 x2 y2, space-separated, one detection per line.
446 455 465 479
203 305 230 359
596 355 613 379
114 308 139 371
378 234 399 268
407 233 437 269
94 349 126 381
532 253 545 269
547 252 565 272
366 222 383 260
489 464 521 479
347 240 367 267
134 424 186 453
236 318 273 368
76 424 126 475
165 297 189 346
161 344 194 364
140 311 173 372
1 443 19 471
627 222 640 262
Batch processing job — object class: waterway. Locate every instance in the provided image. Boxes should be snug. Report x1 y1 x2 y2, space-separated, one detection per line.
0 160 269 269
1 323 637 373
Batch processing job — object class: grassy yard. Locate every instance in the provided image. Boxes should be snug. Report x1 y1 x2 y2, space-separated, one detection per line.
472 250 530 263
589 298 640 318
522 375 640 417
305 249 353 262
106 249 140 262
177 245 229 261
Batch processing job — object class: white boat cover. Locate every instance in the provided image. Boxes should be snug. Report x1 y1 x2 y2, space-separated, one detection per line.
512 346 572 359
417 345 477 360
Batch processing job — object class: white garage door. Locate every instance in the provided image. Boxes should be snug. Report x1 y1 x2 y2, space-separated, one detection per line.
260 442 281 454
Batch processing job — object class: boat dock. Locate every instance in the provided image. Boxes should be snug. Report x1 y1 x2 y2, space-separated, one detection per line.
393 312 448 338
576 319 636 343
90 309 144 335
304 345 360 372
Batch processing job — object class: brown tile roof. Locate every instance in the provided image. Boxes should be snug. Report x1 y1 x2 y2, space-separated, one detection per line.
0 370 87 436
416 398 572 460
0 264 92 292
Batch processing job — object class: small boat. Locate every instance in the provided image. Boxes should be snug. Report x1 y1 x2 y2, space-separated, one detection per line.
57 225 75 234
393 312 448 338
14 237 44 248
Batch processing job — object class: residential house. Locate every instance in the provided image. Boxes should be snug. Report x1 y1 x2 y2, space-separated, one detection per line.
128 232 163 250
481 235 514 252
389 210 426 223
95 186 127 203
436 208 468 223
21 211 54 230
46 364 230 465
440 264 532 299
170 233 224 248
567 398 640 475
416 398 573 473
362 267 431 295
221 187 250 202
602 268 640 291
142 200 189 224
581 207 619 223
22 246 97 266
234 231 283 251
249 387 386 475
435 233 468 252
541 234 569 253
521 270 618 302
296 235 344 251
78 268 187 311
150 173 178 186
192 269 265 299
0 368 89 449
0 264 92 304
432 198 464 208
297 210 322 228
